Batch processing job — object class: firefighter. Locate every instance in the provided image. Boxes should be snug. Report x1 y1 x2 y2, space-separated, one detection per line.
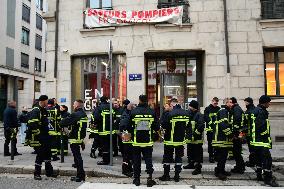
113 99 124 156
250 95 279 187
212 98 233 180
89 111 100 159
243 97 256 167
119 100 134 177
93 96 116 165
159 98 188 182
122 95 159 187
230 97 245 174
46 99 61 161
204 97 220 163
59 99 88 182
26 95 58 180
183 100 204 175
59 105 70 156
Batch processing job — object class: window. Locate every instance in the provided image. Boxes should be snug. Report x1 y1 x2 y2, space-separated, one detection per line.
18 80 24 90
22 4 30 23
36 14 42 30
264 48 284 96
88 0 112 9
35 58 41 72
35 80 41 92
35 0 43 10
21 53 29 68
21 27 29 45
157 0 190 23
35 34 42 51
261 0 284 19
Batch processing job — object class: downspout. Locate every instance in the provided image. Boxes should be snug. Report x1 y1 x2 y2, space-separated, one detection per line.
223 0 231 97
54 0 59 98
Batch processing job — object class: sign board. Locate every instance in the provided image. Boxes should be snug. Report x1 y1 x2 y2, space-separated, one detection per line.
85 6 183 28
129 74 142 81
60 98 66 103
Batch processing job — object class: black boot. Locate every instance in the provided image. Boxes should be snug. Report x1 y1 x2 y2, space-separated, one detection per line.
192 163 202 175
173 172 180 182
159 164 170 181
122 163 133 177
97 152 110 165
231 166 245 174
147 175 156 187
4 144 10 156
183 161 194 169
264 171 279 187
133 177 140 186
256 168 263 181
214 167 227 181
34 164 42 180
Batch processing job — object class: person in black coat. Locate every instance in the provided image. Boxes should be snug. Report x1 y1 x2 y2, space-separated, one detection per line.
3 100 21 156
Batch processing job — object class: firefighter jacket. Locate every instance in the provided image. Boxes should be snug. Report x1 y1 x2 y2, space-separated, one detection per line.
124 103 160 147
120 109 131 132
212 106 233 148
250 104 272 149
113 106 124 132
59 108 88 144
243 104 255 138
46 105 61 136
26 105 50 147
161 105 189 146
231 104 244 134
88 109 99 135
204 104 220 133
186 110 205 144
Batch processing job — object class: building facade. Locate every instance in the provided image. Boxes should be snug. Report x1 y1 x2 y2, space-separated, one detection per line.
44 0 284 140
0 0 47 119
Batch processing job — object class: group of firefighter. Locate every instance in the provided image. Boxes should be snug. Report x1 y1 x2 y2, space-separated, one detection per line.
88 94 279 187
24 93 279 187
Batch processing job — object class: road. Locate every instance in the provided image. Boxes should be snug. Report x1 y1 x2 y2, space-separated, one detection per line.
0 174 284 189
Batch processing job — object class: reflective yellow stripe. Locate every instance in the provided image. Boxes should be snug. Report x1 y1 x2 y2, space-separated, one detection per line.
195 130 201 135
69 139 83 144
28 119 39 123
186 140 203 144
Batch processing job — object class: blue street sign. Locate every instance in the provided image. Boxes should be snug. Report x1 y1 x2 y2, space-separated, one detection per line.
129 74 142 81
60 98 67 103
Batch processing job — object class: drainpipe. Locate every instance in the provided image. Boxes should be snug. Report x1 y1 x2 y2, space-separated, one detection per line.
223 0 231 97
54 0 59 98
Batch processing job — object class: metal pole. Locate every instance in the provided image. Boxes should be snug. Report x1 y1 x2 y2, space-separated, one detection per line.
109 40 113 166
60 129 64 163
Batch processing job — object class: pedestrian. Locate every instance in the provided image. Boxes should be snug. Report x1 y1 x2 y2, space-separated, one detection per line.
26 95 58 180
19 106 29 144
60 99 88 182
120 99 134 177
46 99 61 161
230 97 245 174
204 97 220 163
250 95 279 187
183 100 205 175
212 98 233 180
93 96 116 165
3 100 21 156
159 98 189 182
122 95 160 187
243 97 256 167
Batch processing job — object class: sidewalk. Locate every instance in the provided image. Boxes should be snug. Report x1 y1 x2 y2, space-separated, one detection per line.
0 134 284 181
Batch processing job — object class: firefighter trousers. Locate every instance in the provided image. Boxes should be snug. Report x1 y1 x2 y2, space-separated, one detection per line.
34 143 54 176
132 146 154 178
70 144 85 179
163 145 184 173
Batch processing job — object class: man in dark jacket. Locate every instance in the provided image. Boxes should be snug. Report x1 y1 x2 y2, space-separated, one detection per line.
250 95 279 187
230 97 245 174
183 100 205 175
26 95 57 180
3 101 21 156
243 97 256 167
159 98 188 182
60 99 88 182
204 97 220 163
122 95 160 187
93 96 116 165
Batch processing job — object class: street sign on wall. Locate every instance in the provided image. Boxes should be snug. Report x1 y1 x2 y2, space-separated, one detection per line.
129 74 142 81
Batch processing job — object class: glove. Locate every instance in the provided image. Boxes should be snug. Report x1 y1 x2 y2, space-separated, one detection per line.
81 143 85 151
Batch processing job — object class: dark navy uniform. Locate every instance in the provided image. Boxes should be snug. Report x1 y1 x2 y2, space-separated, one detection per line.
113 106 124 156
88 111 101 158
159 104 188 182
26 105 55 179
60 108 88 181
184 110 205 175
123 102 159 186
231 103 245 173
212 106 233 180
204 104 220 162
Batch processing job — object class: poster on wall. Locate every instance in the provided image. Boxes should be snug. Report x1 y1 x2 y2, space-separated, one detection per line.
85 6 183 28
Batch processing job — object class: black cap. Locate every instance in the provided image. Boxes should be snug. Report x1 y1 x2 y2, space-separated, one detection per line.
123 99 130 106
38 95 48 101
259 95 271 104
230 97 237 104
189 100 199 110
139 95 147 104
100 96 108 103
48 99 54 105
244 97 253 104
170 98 178 103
